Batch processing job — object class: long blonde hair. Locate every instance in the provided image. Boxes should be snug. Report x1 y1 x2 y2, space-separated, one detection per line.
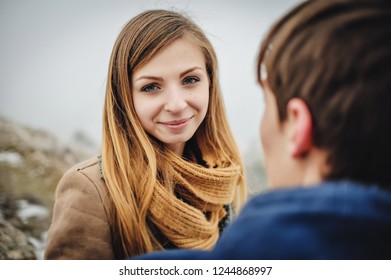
102 9 246 258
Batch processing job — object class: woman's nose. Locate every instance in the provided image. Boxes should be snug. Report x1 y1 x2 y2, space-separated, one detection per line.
164 88 188 113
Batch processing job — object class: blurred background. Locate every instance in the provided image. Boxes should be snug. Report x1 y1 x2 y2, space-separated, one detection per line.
0 0 300 259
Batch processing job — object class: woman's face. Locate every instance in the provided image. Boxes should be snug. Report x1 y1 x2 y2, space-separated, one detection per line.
132 34 209 155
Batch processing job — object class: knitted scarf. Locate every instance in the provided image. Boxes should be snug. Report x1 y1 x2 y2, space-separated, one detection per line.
148 151 240 249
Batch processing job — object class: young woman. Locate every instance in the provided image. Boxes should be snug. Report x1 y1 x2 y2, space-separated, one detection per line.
44 9 247 259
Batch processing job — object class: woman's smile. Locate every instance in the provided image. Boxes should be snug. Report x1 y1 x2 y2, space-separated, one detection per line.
159 116 194 130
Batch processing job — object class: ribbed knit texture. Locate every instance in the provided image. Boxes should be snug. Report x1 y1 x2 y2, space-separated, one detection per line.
149 150 240 249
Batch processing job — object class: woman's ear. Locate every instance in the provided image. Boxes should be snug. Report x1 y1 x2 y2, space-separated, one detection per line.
286 98 313 158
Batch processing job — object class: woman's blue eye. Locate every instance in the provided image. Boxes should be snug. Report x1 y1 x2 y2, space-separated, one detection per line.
141 84 160 92
183 76 200 85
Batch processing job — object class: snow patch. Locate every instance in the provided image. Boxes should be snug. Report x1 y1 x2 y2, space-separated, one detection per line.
0 151 23 166
17 199 49 223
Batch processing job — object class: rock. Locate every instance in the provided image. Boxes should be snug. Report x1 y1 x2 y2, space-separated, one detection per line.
0 216 36 260
0 116 95 259
0 117 93 207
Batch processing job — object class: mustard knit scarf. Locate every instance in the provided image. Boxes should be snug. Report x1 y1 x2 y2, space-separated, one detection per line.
148 151 240 249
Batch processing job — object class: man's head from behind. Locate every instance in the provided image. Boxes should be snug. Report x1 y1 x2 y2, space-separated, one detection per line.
257 0 391 190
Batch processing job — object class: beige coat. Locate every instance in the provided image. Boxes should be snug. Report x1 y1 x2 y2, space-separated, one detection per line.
44 156 115 259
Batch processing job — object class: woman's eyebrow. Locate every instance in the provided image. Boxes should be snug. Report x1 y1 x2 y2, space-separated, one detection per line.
179 66 203 78
135 75 164 82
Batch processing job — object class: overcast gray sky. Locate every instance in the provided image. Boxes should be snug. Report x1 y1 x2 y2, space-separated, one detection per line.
0 0 300 157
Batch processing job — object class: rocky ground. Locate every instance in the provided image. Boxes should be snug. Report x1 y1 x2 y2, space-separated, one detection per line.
0 117 94 259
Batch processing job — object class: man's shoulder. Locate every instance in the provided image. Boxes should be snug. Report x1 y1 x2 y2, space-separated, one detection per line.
245 180 391 216
214 180 391 259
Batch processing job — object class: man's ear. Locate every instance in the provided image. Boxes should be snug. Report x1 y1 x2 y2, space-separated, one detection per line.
286 98 313 158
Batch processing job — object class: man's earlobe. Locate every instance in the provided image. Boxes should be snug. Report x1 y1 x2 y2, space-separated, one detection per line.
286 98 313 158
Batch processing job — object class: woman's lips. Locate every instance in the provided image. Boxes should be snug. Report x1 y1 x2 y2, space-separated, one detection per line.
159 117 193 129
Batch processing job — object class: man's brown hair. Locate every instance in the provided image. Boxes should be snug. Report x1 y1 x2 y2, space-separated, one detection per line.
257 0 391 188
